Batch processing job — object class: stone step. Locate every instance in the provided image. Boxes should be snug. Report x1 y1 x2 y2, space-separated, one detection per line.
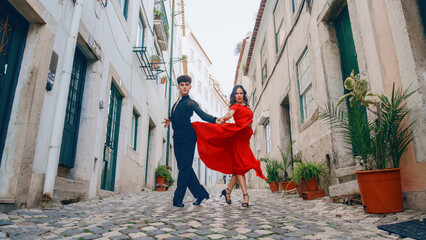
328 180 360 197
334 165 362 178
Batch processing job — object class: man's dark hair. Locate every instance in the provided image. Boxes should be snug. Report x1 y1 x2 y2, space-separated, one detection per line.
177 75 192 84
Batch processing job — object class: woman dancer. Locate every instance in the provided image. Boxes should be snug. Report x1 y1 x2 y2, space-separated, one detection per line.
192 85 267 207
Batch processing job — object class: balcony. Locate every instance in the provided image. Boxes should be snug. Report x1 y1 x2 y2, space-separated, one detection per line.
153 2 169 51
133 47 158 80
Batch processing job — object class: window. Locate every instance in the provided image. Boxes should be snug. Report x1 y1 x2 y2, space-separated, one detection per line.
117 0 129 19
136 15 145 47
273 0 284 52
292 0 300 13
261 40 267 85
297 48 314 123
130 110 139 150
264 121 271 153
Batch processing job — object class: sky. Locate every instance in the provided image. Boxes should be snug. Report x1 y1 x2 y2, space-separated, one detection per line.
184 0 261 96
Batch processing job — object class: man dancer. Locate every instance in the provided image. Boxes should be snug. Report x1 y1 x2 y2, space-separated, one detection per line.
162 75 221 207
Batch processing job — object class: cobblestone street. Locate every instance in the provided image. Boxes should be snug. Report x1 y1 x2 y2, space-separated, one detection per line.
0 184 425 240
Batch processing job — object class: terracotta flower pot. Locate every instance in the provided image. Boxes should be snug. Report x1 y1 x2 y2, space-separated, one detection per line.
281 181 296 191
269 182 279 192
355 168 403 214
306 178 318 191
156 185 166 191
156 176 165 185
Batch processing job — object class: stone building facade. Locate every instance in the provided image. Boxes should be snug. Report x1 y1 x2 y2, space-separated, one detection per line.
0 0 184 211
236 0 426 209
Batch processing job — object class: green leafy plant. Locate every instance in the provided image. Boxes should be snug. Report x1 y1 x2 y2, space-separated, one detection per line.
155 165 174 186
292 161 328 184
153 8 164 19
278 141 302 181
181 54 187 60
260 158 283 183
320 71 416 170
150 54 161 62
155 165 169 177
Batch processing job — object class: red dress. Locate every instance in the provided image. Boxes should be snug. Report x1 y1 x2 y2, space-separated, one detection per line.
192 104 267 180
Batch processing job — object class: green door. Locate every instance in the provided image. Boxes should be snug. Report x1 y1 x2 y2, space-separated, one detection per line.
335 6 359 79
0 1 29 165
101 84 122 191
335 6 365 155
59 48 87 168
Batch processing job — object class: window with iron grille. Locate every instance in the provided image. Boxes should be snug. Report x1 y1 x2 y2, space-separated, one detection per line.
297 48 314 123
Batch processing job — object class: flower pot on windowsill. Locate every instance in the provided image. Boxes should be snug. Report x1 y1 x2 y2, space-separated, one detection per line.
355 168 403 213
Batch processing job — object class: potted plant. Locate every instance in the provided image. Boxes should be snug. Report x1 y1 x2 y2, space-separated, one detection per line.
155 165 169 191
320 70 416 213
278 141 301 191
260 158 283 192
160 75 168 84
153 8 164 19
292 161 328 196
150 55 161 69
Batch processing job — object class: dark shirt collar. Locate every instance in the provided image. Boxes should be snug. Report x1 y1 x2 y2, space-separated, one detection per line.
181 95 190 99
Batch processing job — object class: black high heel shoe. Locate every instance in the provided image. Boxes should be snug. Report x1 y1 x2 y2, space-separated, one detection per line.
242 193 249 207
220 188 232 204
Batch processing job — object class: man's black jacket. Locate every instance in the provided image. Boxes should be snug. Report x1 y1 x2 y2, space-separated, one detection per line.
169 95 216 142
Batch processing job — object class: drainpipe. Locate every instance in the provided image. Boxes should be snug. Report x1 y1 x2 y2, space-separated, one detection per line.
166 0 175 166
42 0 84 199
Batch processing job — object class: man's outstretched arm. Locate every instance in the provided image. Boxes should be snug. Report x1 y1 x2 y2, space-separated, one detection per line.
188 100 217 124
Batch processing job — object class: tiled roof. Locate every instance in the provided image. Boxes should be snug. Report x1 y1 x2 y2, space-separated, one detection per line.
244 0 267 76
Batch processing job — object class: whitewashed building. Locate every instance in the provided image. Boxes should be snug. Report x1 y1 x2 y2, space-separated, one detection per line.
0 0 184 211
180 29 229 186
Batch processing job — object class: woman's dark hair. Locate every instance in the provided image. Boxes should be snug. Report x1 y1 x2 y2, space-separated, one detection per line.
229 85 249 107
177 75 192 84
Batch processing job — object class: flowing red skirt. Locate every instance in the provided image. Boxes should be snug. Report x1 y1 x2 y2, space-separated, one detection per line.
192 122 267 180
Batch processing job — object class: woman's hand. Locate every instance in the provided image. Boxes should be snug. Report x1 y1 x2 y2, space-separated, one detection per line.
162 118 171 128
216 117 225 125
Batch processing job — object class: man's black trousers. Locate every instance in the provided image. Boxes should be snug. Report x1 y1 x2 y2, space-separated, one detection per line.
172 138 209 204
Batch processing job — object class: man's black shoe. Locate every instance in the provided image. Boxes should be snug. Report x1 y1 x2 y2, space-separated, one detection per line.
193 195 209 205
173 202 184 207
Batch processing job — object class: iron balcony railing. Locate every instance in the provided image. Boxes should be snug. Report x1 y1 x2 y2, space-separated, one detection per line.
133 47 157 80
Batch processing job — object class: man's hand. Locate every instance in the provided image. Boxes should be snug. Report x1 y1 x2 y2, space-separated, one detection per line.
216 117 225 125
162 118 171 128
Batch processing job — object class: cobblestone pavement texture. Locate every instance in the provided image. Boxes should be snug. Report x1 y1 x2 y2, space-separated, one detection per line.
1 184 425 240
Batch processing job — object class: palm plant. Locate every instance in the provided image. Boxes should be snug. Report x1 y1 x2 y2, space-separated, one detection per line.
320 71 416 170
278 141 302 181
